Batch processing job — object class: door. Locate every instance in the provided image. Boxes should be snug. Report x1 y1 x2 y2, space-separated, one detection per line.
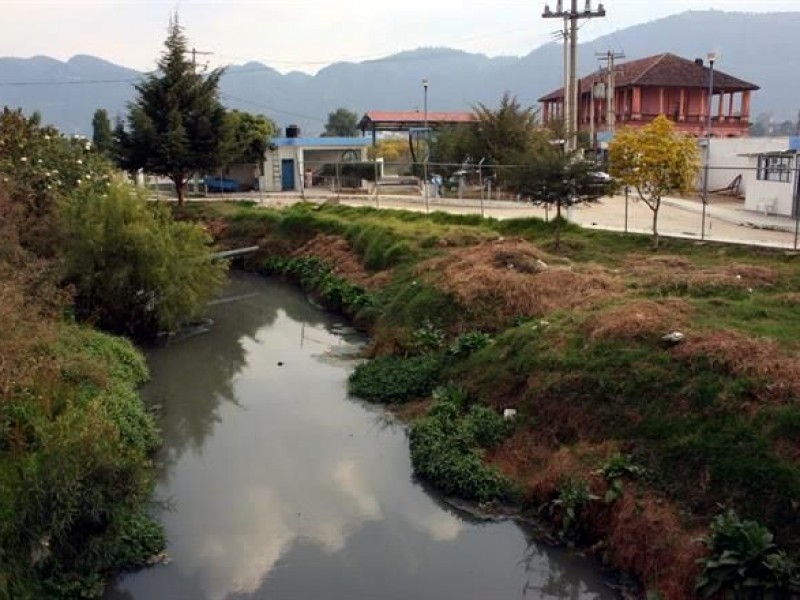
281 159 295 191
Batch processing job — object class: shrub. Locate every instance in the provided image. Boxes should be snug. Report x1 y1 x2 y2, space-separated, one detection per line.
464 405 509 449
409 404 510 503
348 354 446 404
60 182 226 339
449 331 492 357
546 478 599 542
696 511 800 598
410 319 446 354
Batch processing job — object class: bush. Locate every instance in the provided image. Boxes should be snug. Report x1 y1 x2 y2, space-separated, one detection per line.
409 408 510 503
262 256 378 316
60 182 226 339
464 405 509 449
545 478 599 542
449 331 492 357
348 354 446 404
696 511 800 598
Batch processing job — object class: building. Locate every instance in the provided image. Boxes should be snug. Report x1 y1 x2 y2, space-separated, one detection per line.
539 53 759 139
742 137 800 217
262 131 371 192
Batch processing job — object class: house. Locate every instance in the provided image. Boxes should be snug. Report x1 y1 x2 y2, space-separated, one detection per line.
262 128 371 192
539 53 759 139
742 137 800 217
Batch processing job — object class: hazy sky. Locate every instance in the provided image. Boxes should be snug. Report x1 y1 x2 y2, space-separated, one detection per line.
0 0 797 73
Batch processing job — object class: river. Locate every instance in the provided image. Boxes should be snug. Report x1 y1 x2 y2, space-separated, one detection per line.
107 273 615 600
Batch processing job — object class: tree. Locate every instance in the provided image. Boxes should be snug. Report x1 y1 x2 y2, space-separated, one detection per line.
322 108 360 137
92 109 115 157
120 14 228 206
60 181 226 338
430 124 481 170
222 110 277 169
512 146 613 250
609 115 699 249
473 93 540 166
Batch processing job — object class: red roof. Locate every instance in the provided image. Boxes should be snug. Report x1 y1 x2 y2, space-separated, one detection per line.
359 111 476 130
538 53 759 102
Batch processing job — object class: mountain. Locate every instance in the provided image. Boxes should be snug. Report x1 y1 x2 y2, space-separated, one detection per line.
1 10 798 135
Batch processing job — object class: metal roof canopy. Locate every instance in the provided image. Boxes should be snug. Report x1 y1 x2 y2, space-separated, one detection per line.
358 111 477 135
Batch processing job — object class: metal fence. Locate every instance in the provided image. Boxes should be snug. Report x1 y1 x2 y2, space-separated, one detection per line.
154 160 800 251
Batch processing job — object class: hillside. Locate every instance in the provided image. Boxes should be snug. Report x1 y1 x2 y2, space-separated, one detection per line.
0 10 798 134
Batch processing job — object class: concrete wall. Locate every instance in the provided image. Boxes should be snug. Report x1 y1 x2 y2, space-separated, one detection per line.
702 137 791 196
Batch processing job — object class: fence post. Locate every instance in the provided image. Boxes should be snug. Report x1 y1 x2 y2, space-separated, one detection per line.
374 160 379 209
624 186 629 233
336 162 341 202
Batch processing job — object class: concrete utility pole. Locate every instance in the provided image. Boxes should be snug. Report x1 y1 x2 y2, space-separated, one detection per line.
596 50 625 134
543 1 607 152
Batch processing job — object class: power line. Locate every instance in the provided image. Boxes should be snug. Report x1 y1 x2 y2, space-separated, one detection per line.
220 93 325 123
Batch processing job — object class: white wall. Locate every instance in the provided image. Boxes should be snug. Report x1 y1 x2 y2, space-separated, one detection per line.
743 155 798 217
263 145 369 192
703 137 791 195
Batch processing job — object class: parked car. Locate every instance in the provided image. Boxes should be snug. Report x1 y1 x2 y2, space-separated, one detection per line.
204 176 240 193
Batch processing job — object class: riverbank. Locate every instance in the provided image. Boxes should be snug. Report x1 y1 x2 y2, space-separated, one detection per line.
182 201 800 599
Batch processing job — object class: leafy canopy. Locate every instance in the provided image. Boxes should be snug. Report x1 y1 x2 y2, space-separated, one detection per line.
222 110 276 168
322 108 360 137
608 115 698 208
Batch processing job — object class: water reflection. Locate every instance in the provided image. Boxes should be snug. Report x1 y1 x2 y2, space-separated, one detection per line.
109 273 614 600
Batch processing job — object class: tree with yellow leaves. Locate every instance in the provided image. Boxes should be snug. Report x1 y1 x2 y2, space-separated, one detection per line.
609 115 699 248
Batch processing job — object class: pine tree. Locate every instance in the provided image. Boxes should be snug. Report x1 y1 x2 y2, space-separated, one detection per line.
121 14 227 205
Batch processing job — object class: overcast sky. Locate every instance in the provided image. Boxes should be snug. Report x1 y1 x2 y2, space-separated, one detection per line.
0 0 797 73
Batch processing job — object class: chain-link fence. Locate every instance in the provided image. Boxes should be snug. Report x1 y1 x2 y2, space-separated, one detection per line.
149 160 800 250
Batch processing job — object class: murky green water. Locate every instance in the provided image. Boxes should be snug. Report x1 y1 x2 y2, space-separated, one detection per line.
107 273 615 600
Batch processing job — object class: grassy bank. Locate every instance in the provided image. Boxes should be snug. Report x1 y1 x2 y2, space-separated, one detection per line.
0 268 164 597
186 201 800 599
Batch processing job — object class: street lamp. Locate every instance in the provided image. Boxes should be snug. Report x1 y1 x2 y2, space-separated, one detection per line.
701 51 718 240
423 78 429 213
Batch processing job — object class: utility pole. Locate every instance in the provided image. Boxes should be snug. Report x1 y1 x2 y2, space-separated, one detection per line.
596 50 625 135
543 1 607 152
184 47 213 73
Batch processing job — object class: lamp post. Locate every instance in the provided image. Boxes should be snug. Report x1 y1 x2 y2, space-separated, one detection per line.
423 78 429 213
701 52 718 241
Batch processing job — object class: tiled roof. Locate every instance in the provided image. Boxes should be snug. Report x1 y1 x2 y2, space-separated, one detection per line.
359 111 476 127
538 53 759 102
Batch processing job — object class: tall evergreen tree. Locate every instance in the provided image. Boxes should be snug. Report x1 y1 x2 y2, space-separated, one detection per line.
121 14 227 205
91 109 114 157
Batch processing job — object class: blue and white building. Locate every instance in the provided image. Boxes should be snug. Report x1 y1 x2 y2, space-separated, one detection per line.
262 130 371 192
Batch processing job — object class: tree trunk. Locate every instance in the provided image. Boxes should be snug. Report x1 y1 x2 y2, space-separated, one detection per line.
174 178 186 207
652 199 660 250
555 200 562 251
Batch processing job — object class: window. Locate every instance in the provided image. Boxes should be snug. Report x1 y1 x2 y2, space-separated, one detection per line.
757 154 794 183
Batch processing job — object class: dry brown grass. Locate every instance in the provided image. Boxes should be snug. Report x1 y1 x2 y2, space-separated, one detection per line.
623 255 779 290
293 234 392 291
671 330 800 403
599 490 706 600
587 298 693 341
419 239 620 328
488 436 703 600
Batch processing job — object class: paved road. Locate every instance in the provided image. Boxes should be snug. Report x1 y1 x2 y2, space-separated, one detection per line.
193 189 800 250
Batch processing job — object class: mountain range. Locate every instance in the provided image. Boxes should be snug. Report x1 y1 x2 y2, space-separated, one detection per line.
1 10 798 135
